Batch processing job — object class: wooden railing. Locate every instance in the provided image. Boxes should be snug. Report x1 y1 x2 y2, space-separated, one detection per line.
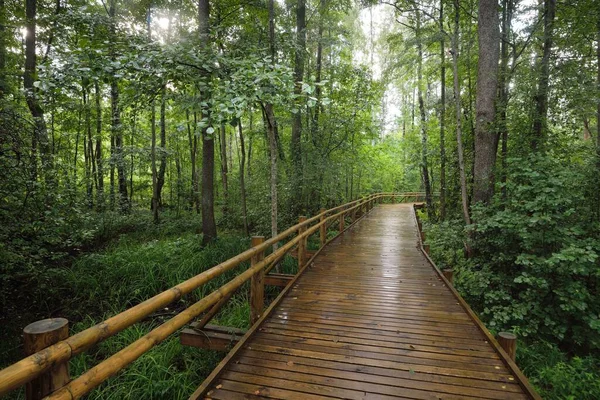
0 192 427 400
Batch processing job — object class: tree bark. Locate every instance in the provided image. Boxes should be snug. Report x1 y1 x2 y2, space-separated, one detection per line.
199 0 217 244
290 0 306 217
473 0 500 205
24 0 53 184
452 0 471 226
439 0 447 220
415 9 434 218
94 82 104 210
498 0 514 202
238 120 249 235
266 0 279 255
187 109 200 213
84 85 94 208
151 98 159 223
531 0 556 150
596 11 600 220
157 84 167 205
0 0 7 98
109 0 128 212
219 123 229 217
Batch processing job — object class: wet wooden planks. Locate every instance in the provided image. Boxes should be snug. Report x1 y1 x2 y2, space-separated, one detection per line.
193 204 539 400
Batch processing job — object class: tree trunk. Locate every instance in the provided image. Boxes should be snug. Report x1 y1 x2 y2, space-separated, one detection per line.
290 0 306 217
439 0 447 220
199 0 217 244
415 9 434 218
238 120 249 235
596 11 600 221
129 112 135 204
24 0 53 184
157 84 167 205
531 0 556 150
219 123 229 217
94 82 104 210
151 99 159 223
266 0 279 255
0 0 7 98
498 0 514 202
109 0 128 212
187 109 200 213
472 0 501 205
83 85 94 208
453 0 471 226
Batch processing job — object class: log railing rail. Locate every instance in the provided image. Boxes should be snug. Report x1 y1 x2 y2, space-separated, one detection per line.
0 192 427 400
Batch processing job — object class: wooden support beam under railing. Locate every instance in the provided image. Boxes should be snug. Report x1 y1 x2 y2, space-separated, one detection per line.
264 273 294 287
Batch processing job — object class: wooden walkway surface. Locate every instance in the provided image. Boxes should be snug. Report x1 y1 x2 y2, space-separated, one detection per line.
193 204 539 400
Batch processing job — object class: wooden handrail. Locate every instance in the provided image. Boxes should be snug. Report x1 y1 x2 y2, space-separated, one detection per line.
0 192 425 399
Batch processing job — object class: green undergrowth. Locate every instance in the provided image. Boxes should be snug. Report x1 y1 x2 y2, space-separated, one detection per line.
1 212 307 399
423 216 600 400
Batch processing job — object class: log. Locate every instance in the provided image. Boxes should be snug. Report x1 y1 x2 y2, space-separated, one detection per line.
23 318 70 400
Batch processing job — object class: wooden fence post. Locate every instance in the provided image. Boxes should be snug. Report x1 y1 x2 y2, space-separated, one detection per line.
443 269 454 284
319 208 326 247
497 332 517 361
24 318 70 400
423 244 430 255
298 216 307 268
339 209 345 232
250 236 265 325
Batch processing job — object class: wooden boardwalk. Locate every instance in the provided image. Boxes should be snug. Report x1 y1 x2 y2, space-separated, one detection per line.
193 204 539 400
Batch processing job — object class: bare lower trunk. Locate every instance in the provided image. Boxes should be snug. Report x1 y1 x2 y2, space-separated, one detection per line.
473 0 500 205
439 0 447 220
416 10 434 218
531 0 556 150
290 0 306 217
151 100 159 223
453 0 471 226
265 103 279 248
498 0 514 202
94 82 104 210
24 0 53 184
199 0 217 244
157 84 167 205
187 110 200 213
239 121 249 235
219 123 229 217
0 0 7 98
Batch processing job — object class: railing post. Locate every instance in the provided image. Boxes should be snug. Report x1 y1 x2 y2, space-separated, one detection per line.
339 208 345 232
423 244 430 255
443 269 454 284
250 236 265 325
24 318 70 400
497 332 517 361
319 208 326 248
298 216 307 268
